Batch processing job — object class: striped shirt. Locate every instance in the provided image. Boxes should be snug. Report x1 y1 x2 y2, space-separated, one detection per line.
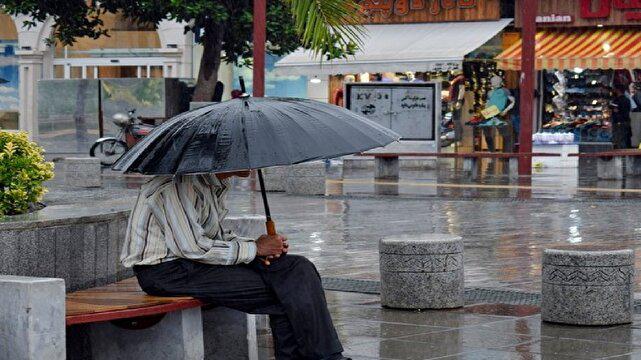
121 174 257 267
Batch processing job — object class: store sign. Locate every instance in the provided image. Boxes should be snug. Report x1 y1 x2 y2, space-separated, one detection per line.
345 83 437 141
515 0 641 27
536 14 574 23
580 0 641 21
360 0 477 18
358 0 499 23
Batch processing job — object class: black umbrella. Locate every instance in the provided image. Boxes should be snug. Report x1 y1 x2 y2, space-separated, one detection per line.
113 96 399 235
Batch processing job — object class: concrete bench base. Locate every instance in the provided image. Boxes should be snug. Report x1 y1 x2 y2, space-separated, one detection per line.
0 276 66 360
597 157 624 180
542 246 634 325
375 157 399 180
88 308 204 360
626 156 641 176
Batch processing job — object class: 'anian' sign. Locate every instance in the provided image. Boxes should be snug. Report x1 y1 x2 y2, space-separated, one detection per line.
536 14 574 23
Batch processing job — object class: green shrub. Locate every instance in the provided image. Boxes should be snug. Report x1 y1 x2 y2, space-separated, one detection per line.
0 131 54 216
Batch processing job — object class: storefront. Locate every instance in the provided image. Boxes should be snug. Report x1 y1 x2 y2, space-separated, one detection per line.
274 0 516 153
497 0 641 149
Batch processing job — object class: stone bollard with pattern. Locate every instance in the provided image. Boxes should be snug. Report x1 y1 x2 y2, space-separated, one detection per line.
379 234 464 309
542 245 635 325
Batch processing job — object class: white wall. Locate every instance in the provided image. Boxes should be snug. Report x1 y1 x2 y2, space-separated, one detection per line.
307 74 329 102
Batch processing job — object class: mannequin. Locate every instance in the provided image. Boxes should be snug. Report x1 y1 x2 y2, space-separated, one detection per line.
481 75 515 152
449 70 466 141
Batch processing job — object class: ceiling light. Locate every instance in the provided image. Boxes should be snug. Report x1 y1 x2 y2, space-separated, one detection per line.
602 42 611 52
309 76 321 84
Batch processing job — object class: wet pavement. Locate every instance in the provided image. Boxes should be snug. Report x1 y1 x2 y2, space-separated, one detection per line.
40 161 641 359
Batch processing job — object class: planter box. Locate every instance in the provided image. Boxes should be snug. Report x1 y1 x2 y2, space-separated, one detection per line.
0 204 132 291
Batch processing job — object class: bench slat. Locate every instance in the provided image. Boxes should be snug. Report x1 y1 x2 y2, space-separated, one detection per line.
65 277 203 326
357 152 561 158
569 150 641 157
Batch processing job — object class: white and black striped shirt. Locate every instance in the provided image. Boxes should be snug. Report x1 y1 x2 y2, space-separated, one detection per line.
121 174 257 267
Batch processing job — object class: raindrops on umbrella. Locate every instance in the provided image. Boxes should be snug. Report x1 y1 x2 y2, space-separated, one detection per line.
112 96 400 236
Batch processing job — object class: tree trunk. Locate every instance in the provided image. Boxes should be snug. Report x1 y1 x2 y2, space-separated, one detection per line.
192 23 224 102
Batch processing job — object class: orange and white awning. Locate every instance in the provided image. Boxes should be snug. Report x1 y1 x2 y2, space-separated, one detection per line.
496 29 641 71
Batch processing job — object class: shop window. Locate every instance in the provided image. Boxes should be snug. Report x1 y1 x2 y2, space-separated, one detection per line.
540 69 618 143
54 12 160 59
53 12 163 79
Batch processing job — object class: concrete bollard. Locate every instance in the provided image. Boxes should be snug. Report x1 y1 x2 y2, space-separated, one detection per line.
286 161 326 196
64 157 102 188
379 234 464 309
261 166 287 192
0 276 66 360
542 246 634 325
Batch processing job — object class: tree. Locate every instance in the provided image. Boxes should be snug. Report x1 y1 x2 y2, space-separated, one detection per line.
1 0 362 101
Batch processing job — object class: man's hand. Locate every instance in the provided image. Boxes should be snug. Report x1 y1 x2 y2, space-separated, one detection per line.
256 234 288 265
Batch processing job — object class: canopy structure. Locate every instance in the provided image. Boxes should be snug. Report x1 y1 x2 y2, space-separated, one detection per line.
274 19 513 76
497 29 641 71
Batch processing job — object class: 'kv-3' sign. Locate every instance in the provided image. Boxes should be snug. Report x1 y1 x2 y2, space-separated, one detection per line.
581 0 641 20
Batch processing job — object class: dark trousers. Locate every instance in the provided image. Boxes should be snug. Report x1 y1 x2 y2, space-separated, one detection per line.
613 122 632 149
133 255 343 360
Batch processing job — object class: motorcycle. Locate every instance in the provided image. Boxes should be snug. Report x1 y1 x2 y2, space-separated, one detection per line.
89 109 155 166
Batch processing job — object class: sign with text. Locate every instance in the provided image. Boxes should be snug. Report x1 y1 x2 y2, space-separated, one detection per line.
345 83 437 141
516 0 641 27
358 0 500 24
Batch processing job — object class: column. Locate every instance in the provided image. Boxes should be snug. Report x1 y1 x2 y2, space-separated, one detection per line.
0 275 66 360
16 51 44 139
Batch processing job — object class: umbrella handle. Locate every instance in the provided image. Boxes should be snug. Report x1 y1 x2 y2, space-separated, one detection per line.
266 219 277 236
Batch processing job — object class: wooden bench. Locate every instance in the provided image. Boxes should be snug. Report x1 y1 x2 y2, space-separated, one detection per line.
65 277 206 360
356 152 561 179
569 150 641 180
66 277 203 326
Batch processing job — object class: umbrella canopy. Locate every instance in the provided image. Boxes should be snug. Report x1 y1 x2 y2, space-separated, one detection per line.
113 97 399 175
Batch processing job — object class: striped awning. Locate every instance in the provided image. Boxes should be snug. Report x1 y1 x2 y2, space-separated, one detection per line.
496 29 641 71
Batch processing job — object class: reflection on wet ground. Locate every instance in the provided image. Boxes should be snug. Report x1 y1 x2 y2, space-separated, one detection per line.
255 291 641 359
44 161 641 359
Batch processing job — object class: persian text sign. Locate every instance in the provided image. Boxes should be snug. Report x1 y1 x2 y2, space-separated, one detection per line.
358 0 500 23
580 0 641 21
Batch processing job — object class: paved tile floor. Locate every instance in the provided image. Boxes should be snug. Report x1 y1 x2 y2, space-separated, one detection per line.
256 291 641 359
42 161 641 359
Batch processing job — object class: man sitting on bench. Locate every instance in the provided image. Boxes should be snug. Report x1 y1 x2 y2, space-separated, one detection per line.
121 171 347 360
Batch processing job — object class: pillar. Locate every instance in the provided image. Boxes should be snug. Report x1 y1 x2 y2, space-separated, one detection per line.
0 275 66 360
518 0 536 176
16 51 44 139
